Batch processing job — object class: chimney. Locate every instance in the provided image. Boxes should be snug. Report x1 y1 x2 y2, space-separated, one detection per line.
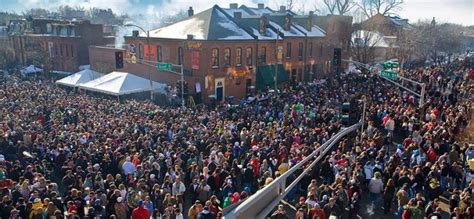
307 11 314 31
188 7 194 17
187 34 194 40
230 3 238 9
234 12 242 21
280 6 286 13
258 3 264 9
132 30 139 37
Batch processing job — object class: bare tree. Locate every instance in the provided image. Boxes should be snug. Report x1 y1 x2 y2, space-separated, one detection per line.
319 0 355 15
322 0 337 14
356 0 404 19
351 23 384 63
287 0 295 11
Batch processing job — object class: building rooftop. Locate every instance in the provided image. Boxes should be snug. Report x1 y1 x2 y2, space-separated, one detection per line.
147 5 255 40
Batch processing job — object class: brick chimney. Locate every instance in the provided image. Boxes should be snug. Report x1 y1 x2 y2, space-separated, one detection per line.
230 3 238 9
258 3 264 9
307 11 314 31
280 6 286 13
234 12 242 22
187 34 194 40
188 7 194 17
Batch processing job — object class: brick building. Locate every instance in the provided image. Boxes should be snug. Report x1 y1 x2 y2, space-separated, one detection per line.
89 3 352 102
7 18 113 73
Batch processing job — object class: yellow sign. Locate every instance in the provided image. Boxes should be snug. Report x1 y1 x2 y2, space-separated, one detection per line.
187 42 203 50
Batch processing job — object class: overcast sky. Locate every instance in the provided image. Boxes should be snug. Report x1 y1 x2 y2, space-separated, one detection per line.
3 0 473 26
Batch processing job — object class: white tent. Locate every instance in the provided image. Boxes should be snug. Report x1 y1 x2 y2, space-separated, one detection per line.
20 65 43 74
79 71 167 96
55 69 103 87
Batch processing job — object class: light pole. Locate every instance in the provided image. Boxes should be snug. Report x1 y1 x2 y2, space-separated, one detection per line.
274 28 280 91
180 41 185 108
124 23 153 101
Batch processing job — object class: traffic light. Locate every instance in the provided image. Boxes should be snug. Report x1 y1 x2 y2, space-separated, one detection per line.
183 81 188 94
115 51 124 69
341 102 350 126
176 81 183 98
333 48 342 66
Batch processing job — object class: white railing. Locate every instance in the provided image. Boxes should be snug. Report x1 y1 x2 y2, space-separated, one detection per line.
224 123 361 219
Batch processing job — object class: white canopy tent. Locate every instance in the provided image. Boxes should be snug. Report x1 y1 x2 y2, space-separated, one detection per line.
55 69 103 87
20 65 43 74
79 71 167 96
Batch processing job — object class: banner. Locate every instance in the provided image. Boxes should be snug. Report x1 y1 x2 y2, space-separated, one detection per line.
128 44 137 64
144 44 156 59
48 42 54 57
192 51 200 70
277 46 283 63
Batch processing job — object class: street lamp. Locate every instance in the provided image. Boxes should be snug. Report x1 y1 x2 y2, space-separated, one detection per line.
124 23 153 101
274 28 280 91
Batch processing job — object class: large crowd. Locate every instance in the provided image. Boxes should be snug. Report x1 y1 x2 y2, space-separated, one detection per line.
0 59 472 219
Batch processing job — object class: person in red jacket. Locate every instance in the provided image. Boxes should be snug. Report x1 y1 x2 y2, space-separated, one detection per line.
132 200 150 219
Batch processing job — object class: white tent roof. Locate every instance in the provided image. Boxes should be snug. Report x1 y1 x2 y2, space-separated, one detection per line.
55 69 103 87
21 65 43 74
79 71 167 96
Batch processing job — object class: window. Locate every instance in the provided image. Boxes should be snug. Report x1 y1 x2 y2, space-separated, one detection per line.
236 47 242 66
71 45 74 57
138 44 143 59
246 47 252 66
298 42 303 58
309 42 313 57
319 43 323 57
224 48 231 66
286 43 291 58
60 44 63 56
211 48 219 67
65 44 69 57
55 45 58 56
157 45 162 62
178 47 183 65
261 46 267 64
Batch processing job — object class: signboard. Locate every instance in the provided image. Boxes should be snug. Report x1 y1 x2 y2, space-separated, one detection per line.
187 42 203 50
157 63 172 71
383 62 399 69
192 51 200 70
144 44 156 59
380 70 398 80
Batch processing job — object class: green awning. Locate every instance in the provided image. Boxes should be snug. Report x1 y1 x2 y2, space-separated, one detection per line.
256 64 289 90
275 64 289 83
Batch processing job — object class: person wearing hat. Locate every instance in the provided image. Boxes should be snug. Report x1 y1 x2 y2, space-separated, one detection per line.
131 200 150 219
114 197 128 219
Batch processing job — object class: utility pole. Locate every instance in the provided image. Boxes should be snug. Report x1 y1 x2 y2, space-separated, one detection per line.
360 95 366 142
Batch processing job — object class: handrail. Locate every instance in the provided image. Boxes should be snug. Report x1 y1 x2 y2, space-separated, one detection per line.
224 123 360 219
256 124 360 218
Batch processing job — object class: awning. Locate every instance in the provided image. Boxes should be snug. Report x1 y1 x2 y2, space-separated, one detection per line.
256 64 288 90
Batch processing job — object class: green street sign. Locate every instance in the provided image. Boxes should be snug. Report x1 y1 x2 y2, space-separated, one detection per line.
157 63 172 71
380 70 398 80
383 62 399 69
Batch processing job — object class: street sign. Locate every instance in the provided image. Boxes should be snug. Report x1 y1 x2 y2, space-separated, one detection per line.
157 63 172 71
383 62 399 69
380 70 398 80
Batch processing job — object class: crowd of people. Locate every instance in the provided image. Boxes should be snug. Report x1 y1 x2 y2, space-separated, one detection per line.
0 58 472 219
271 60 473 219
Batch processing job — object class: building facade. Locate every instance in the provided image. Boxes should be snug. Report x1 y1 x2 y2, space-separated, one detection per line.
6 19 113 73
89 3 352 102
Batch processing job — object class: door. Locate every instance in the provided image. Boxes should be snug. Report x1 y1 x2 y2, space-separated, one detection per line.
215 78 225 102
291 69 297 84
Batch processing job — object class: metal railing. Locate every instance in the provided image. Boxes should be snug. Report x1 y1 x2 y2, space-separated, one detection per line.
224 123 361 219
